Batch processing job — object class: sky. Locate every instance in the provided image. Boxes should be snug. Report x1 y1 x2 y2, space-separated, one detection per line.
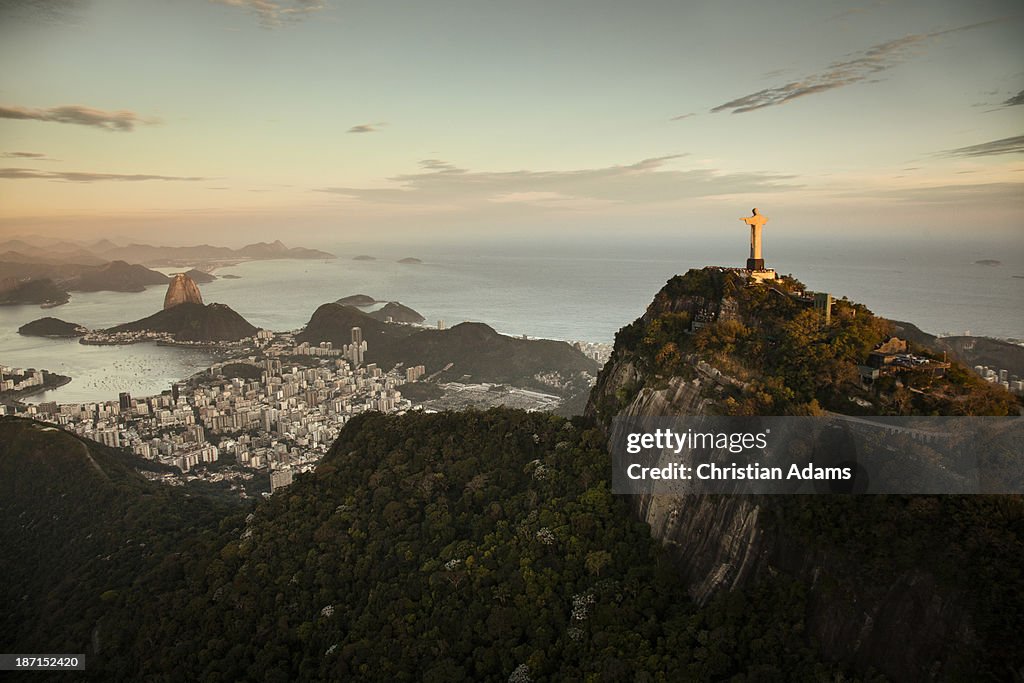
0 0 1021 246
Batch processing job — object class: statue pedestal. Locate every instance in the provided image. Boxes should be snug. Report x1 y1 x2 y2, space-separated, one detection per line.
749 269 777 283
746 258 764 270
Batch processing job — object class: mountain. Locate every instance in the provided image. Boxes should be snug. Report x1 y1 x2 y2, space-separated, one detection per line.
0 411 856 680
295 303 417 349
0 417 235 663
0 239 336 268
397 257 422 264
0 278 70 306
0 240 106 265
64 260 169 293
891 319 1024 378
372 322 599 388
0 260 167 294
3 269 1022 681
334 294 377 306
368 301 425 323
585 267 1021 680
297 304 599 391
18 317 88 337
107 302 258 341
236 240 334 260
164 273 205 309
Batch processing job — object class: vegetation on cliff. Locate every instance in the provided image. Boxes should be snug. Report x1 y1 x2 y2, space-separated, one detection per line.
1 412 863 682
600 268 1016 418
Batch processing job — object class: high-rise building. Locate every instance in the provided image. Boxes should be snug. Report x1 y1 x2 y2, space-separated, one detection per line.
438 320 446 330
270 469 294 493
119 392 132 412
813 293 833 325
351 327 362 345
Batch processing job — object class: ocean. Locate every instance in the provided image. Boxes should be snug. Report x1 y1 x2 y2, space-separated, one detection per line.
1 233 1020 404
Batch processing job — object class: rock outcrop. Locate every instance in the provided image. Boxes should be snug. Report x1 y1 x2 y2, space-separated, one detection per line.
585 266 1017 681
163 273 204 310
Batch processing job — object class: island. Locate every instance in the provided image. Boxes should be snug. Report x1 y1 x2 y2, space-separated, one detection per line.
397 257 423 264
18 317 89 338
64 260 169 293
352 255 376 261
975 259 1001 266
220 274 242 280
185 268 217 284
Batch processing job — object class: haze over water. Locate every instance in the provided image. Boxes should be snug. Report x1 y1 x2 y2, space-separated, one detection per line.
1 233 1020 405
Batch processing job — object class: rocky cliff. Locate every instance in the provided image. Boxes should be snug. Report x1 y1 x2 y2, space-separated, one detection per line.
586 266 1021 681
163 273 204 309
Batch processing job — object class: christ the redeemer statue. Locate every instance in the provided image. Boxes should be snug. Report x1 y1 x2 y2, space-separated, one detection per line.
739 208 768 271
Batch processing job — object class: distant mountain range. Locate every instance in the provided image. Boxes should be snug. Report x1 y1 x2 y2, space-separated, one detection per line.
0 239 334 305
0 238 335 268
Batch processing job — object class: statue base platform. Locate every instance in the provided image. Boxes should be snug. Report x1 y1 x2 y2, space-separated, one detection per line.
746 258 764 270
749 269 777 283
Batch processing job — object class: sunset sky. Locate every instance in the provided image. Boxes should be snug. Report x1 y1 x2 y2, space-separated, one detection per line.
0 0 1021 244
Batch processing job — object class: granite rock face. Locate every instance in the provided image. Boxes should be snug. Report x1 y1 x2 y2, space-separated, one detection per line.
584 268 988 682
163 273 204 310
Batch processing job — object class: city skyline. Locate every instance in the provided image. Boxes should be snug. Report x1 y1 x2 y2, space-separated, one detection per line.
0 0 1021 242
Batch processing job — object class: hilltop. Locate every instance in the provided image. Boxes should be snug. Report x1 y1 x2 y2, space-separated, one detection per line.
368 301 425 324
107 302 258 342
589 267 1014 421
295 303 417 349
334 294 377 306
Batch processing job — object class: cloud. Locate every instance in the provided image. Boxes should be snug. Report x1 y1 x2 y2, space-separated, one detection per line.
670 113 696 121
316 155 798 208
941 135 1024 158
0 104 156 131
879 182 1024 205
0 168 206 182
712 20 996 114
212 0 326 27
1003 90 1024 107
0 0 86 25
348 122 386 133
1 151 58 161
